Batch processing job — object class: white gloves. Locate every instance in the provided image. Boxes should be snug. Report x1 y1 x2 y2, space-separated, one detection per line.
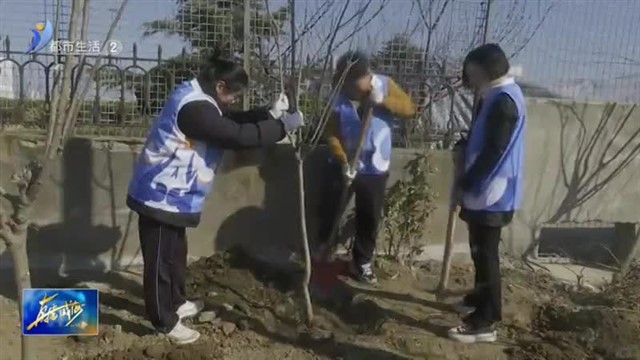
369 75 384 104
268 92 303 132
342 163 357 182
280 110 304 132
269 92 290 119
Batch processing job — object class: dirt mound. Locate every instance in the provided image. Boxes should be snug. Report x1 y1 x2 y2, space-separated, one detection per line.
67 247 397 360
86 328 273 360
602 261 640 312
508 264 640 360
185 246 306 323
526 304 640 360
55 252 639 360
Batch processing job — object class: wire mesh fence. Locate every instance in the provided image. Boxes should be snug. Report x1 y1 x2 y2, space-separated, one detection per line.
491 0 640 103
0 0 638 142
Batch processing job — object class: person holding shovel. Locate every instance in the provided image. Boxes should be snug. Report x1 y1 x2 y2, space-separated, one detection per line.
316 50 416 284
447 43 527 343
126 52 304 344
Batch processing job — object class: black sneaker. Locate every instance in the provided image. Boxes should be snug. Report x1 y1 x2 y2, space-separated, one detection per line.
349 262 378 284
447 323 497 343
452 300 476 316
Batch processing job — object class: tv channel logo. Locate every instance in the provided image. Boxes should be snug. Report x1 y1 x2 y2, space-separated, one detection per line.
22 288 99 336
26 21 53 54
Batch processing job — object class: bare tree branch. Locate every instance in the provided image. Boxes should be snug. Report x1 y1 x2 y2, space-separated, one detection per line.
61 0 130 143
508 1 555 59
45 0 84 159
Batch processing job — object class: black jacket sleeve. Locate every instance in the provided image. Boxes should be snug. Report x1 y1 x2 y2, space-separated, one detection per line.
176 101 286 149
459 94 519 191
225 107 271 123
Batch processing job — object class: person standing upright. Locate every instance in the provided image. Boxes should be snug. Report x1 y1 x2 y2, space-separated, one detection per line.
447 43 527 343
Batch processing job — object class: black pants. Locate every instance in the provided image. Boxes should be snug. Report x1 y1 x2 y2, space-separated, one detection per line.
138 214 187 333
463 223 502 327
318 163 388 266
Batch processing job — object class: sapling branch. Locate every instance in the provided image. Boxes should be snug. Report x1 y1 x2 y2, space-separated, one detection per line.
264 0 315 323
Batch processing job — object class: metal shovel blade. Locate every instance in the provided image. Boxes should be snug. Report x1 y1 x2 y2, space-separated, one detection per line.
309 257 350 301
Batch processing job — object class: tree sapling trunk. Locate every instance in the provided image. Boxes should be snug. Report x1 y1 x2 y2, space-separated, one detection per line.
294 151 314 323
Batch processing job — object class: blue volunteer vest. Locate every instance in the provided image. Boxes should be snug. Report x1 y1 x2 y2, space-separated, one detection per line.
127 79 224 215
333 74 395 175
462 82 526 212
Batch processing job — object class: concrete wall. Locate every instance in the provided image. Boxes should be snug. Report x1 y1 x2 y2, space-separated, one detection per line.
0 99 638 272
505 99 639 260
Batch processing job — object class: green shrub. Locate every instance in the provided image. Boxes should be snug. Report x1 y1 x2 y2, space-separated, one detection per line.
382 152 438 264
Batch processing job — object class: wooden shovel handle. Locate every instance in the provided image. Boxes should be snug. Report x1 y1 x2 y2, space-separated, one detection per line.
437 146 465 296
325 102 376 255
348 103 374 170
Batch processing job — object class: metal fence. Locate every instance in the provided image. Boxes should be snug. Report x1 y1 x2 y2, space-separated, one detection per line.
0 0 638 142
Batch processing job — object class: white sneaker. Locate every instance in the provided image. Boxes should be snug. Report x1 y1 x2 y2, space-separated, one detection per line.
176 300 204 319
167 321 201 345
448 324 497 343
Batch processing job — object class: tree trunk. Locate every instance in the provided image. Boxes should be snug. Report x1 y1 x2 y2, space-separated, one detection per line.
618 225 640 279
295 153 314 324
7 229 35 360
2 160 48 360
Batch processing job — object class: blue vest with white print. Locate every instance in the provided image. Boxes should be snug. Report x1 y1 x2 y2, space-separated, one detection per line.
127 79 224 216
462 82 526 212
332 74 395 175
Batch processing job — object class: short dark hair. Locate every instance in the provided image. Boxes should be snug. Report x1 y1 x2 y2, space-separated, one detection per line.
333 50 370 86
462 43 510 86
198 49 248 92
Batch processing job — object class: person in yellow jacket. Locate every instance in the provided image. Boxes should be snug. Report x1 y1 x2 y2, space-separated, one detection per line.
317 50 416 284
